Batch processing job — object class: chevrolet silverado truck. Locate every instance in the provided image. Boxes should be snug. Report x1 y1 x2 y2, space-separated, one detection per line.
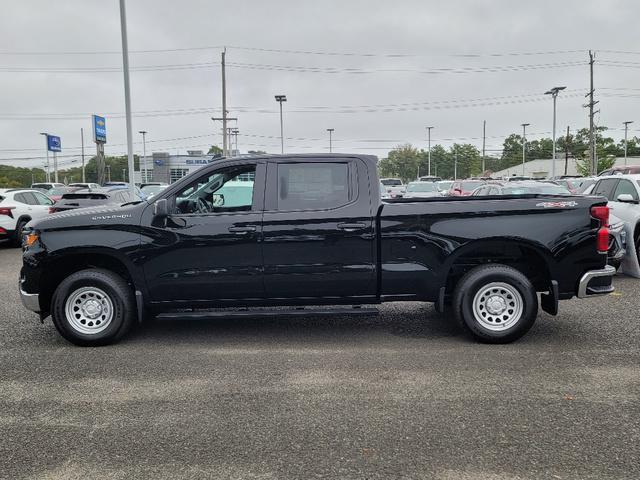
19 154 615 346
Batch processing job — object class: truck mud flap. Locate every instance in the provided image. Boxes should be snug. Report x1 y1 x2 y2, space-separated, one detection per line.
541 280 559 316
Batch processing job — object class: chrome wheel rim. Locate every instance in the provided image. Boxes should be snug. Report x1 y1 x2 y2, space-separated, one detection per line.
64 287 114 335
472 282 523 332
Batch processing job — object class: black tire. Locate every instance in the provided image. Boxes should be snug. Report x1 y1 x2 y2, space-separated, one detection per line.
452 264 538 344
13 219 27 247
51 269 135 346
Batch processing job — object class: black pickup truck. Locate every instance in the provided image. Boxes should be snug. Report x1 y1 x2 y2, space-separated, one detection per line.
19 154 615 346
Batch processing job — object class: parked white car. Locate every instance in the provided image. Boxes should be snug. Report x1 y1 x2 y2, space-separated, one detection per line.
403 181 441 198
585 174 640 277
0 188 54 246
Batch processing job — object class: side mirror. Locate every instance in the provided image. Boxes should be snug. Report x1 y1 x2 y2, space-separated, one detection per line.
616 193 637 204
153 198 168 218
212 193 225 207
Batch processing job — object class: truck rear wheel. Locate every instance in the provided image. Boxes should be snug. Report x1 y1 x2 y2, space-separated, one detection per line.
51 269 135 346
452 264 538 343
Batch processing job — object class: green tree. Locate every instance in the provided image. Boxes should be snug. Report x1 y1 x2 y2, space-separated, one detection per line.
208 145 223 155
575 155 616 176
378 144 420 183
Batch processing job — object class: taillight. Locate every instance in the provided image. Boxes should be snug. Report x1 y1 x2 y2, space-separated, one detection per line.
0 206 15 218
591 205 609 226
597 227 610 253
591 205 610 253
49 207 56 214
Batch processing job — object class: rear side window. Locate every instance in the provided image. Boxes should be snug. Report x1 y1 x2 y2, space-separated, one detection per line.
593 179 618 200
277 162 351 211
14 193 31 204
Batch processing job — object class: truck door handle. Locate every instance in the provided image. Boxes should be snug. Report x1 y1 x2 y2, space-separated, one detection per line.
337 222 366 232
228 225 257 234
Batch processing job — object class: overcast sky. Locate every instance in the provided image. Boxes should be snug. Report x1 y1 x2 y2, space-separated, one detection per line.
1 0 639 169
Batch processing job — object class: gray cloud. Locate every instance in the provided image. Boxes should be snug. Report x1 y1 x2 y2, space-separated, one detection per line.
1 0 638 168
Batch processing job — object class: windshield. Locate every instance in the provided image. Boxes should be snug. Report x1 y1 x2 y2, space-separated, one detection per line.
381 179 402 186
437 181 453 191
407 182 438 192
577 179 596 193
461 181 485 191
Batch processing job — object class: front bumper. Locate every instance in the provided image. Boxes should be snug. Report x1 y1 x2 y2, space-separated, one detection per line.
608 222 627 262
19 281 40 313
577 265 616 298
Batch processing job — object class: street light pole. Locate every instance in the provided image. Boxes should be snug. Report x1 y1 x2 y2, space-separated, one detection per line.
275 95 287 154
545 86 566 179
119 0 136 198
426 126 433 176
327 128 334 153
138 130 147 182
39 132 49 183
521 123 530 176
623 121 634 166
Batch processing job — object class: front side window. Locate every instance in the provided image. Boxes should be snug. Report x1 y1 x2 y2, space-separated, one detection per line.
277 162 350 211
173 164 256 215
613 179 639 201
32 192 54 205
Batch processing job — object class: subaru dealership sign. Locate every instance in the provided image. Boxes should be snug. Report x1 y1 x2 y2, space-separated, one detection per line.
47 135 61 152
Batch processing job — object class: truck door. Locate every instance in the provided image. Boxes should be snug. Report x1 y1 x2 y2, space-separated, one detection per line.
142 161 266 303
261 158 376 300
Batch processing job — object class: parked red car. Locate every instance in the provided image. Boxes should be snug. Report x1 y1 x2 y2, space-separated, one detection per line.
448 180 486 196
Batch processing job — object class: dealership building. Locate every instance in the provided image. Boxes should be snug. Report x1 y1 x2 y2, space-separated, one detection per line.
135 150 221 184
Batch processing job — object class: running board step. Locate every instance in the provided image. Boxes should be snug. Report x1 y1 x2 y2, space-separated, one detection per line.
156 306 379 320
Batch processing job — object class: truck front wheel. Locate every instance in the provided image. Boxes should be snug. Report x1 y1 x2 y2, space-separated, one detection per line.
452 264 538 343
51 269 135 346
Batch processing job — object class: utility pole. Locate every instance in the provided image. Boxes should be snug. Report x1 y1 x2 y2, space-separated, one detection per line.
623 121 633 165
586 50 598 175
426 126 433 176
482 120 486 173
212 116 237 155
564 126 570 175
275 95 287 154
327 128 334 153
521 123 530 176
138 130 147 182
221 48 228 157
81 127 85 183
545 86 566 179
39 132 50 182
119 0 136 197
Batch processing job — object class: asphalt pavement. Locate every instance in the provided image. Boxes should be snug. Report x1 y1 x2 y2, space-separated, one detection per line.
0 245 638 479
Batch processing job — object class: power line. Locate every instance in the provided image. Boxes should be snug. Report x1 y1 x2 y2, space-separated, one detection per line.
0 45 585 58
0 60 586 75
0 90 588 122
